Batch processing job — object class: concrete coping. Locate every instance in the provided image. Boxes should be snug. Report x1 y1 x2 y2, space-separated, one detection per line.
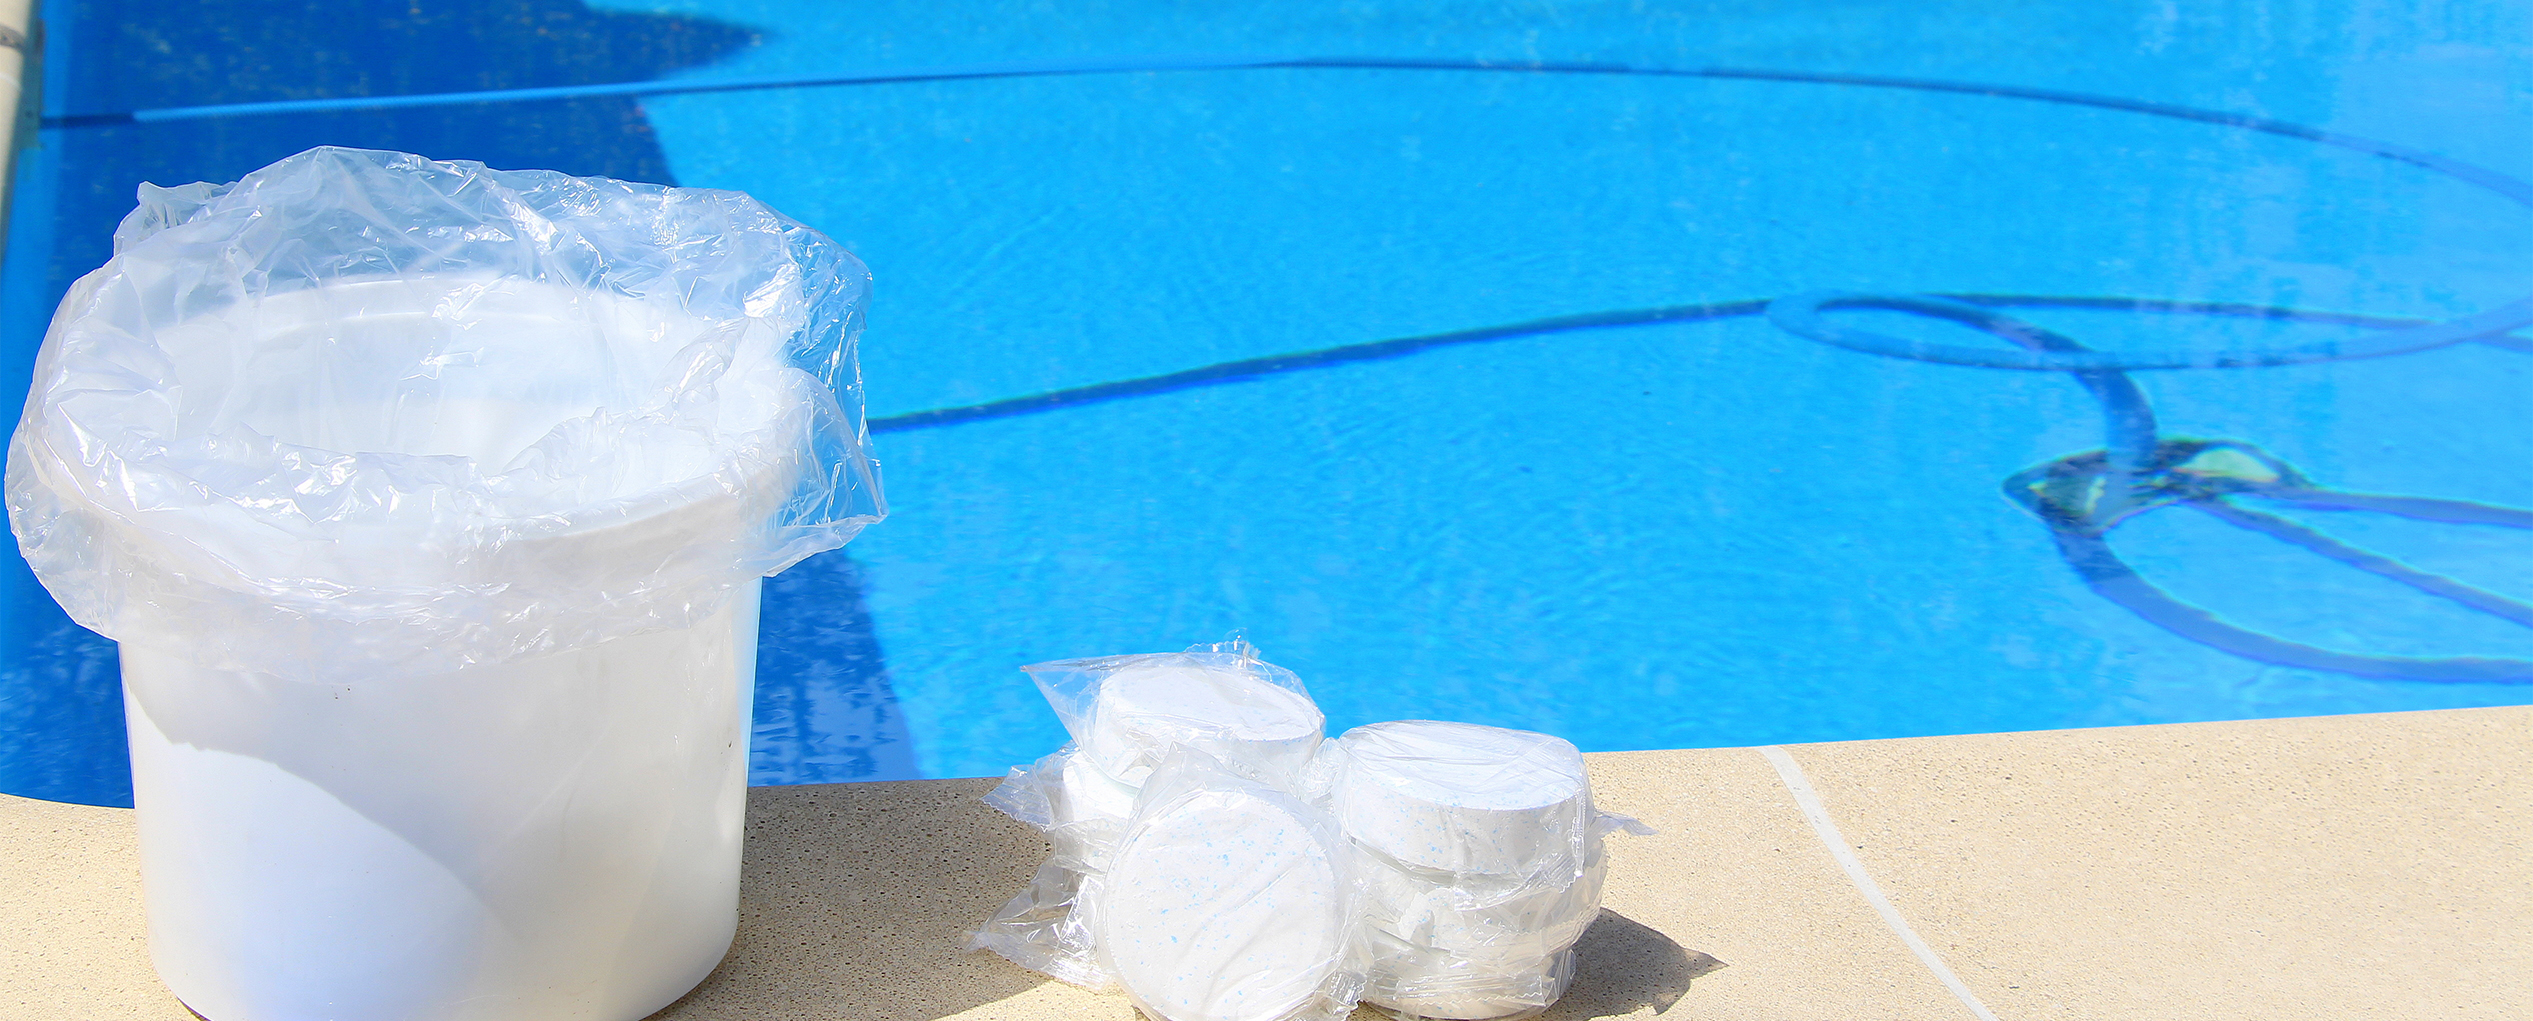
4 704 2527 1020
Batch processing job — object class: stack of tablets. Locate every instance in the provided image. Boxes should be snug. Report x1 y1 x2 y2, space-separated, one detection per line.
1331 721 1611 1019
973 641 1632 1021
973 642 1339 1010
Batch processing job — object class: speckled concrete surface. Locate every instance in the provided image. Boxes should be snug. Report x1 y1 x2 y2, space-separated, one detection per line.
654 750 1963 1021
4 706 2526 1020
0 790 172 1019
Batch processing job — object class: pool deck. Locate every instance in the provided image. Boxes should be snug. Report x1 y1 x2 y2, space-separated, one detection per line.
4 704 2525 1020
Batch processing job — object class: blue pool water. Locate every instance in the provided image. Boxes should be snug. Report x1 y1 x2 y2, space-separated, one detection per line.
4 1 2530 804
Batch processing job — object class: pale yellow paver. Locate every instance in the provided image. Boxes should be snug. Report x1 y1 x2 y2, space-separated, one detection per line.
1784 705 2533 1021
1555 749 1966 1020
656 749 1960 1021
5 706 2526 1020
0 792 183 1019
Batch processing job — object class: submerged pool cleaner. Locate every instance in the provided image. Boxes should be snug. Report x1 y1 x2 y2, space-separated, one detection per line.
1768 292 2533 684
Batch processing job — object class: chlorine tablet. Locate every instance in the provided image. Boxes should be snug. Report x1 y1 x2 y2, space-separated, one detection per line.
1357 844 1607 956
1097 788 1348 1021
1331 721 1591 875
1083 661 1323 786
1051 748 1142 828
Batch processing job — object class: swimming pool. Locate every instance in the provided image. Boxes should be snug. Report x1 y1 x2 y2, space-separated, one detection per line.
4 0 2530 805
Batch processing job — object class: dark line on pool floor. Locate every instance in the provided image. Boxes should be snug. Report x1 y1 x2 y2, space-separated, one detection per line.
868 300 1765 432
865 295 2530 434
32 53 2533 207
32 53 2530 199
28 55 2531 199
26 53 2533 208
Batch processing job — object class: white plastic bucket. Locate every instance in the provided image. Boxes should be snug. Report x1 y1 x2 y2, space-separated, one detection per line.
12 151 882 1021
122 582 760 1021
94 276 802 1021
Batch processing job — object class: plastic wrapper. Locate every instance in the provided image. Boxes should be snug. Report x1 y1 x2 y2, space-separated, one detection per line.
1023 638 1325 788
1325 722 1603 878
1089 747 1366 1021
1352 854 1602 1020
976 640 1330 992
974 652 1646 1021
966 860 1115 991
983 743 1141 872
1324 721 1645 1020
7 145 885 681
970 744 1137 991
1359 940 1578 1021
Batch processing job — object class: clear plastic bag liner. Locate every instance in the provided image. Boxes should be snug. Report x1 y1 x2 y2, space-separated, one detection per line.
1089 747 1366 1021
6 147 884 678
1022 638 1324 788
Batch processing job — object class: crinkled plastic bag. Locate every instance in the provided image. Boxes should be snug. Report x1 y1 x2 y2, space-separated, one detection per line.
975 641 1335 997
970 742 1136 991
982 743 1142 872
6 147 884 678
966 859 1117 992
974 651 1653 1021
1322 722 1649 1021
